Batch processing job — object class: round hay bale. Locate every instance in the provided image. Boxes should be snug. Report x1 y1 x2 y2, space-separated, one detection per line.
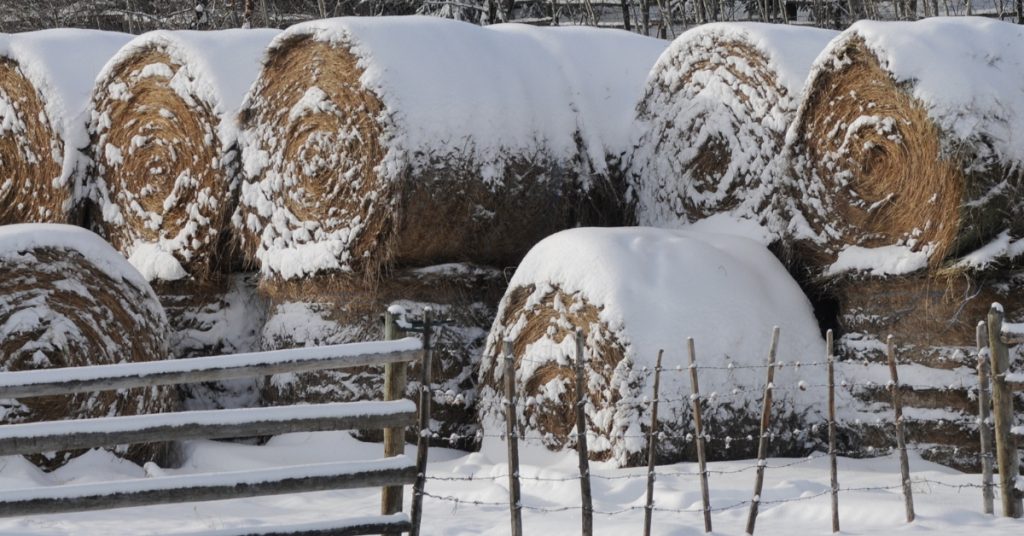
477 227 827 466
631 23 836 242
0 30 130 225
0 224 178 470
786 18 1024 274
237 17 665 281
259 264 507 450
87 29 279 284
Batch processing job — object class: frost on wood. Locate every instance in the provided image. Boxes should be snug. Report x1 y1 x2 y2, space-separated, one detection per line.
631 23 835 245
0 224 177 470
477 227 827 466
0 29 130 225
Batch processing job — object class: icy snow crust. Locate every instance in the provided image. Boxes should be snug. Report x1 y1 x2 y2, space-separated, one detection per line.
480 227 827 465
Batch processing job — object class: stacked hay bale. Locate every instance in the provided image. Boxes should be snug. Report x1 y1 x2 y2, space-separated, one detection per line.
630 23 836 243
477 227 828 466
0 30 130 225
785 18 1024 468
0 224 178 470
238 17 665 446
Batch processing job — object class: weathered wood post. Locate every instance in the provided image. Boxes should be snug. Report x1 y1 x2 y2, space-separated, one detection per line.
410 309 433 536
643 350 664 536
887 334 915 523
574 330 594 536
987 304 1022 518
745 326 780 535
382 307 408 525
688 337 712 533
827 329 840 533
977 320 995 516
504 340 524 536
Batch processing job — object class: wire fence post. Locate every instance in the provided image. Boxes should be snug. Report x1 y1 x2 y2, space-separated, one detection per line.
574 330 593 536
642 350 664 536
688 337 712 533
827 329 840 533
503 340 524 536
745 326 780 535
986 304 1022 518
382 307 408 529
409 309 432 536
977 320 995 516
886 334 915 523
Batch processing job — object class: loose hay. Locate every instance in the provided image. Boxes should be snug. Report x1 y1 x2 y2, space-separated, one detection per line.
0 224 178 470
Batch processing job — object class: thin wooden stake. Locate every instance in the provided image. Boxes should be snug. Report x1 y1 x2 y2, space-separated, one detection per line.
977 321 995 516
987 304 1023 518
503 340 524 536
688 338 712 533
381 308 407 527
409 309 433 536
827 329 840 533
574 330 594 536
745 326 780 535
643 350 664 536
887 335 915 523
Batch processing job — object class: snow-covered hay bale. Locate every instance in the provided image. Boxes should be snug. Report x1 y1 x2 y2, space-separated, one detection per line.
238 17 665 281
478 227 827 466
87 29 279 284
0 224 178 470
260 265 507 449
632 23 835 241
787 18 1024 274
0 30 130 226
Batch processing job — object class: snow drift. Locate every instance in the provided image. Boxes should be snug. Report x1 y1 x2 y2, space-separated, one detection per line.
477 227 827 466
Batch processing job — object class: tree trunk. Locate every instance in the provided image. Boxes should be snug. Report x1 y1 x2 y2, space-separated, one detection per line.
620 0 632 30
242 0 255 28
195 0 209 29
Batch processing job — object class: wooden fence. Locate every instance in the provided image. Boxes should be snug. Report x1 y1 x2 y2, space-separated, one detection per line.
981 303 1024 518
0 308 433 535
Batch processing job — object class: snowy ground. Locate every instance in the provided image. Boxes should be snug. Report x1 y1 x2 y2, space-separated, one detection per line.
0 432 1018 535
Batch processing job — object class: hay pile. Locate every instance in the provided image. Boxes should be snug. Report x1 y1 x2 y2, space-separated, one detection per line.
0 30 130 226
631 23 836 243
477 227 827 466
0 224 178 470
237 17 665 282
87 29 279 284
785 18 1024 273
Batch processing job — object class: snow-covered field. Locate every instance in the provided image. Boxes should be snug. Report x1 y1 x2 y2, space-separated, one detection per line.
0 431 1016 535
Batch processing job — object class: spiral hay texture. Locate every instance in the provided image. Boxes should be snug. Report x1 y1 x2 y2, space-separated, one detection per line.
0 30 130 226
88 29 278 284
238 17 665 281
0 225 178 470
787 18 1024 274
632 23 835 241
477 228 826 466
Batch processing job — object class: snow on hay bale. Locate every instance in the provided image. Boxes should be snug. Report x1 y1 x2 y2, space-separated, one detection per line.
477 227 827 466
631 23 836 242
87 29 279 284
0 224 178 470
237 16 665 281
786 18 1024 274
0 30 130 226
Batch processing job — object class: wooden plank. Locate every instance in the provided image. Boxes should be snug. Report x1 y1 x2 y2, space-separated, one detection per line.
574 330 594 536
197 514 411 536
503 340 524 536
987 304 1023 518
827 329 840 533
410 309 434 536
0 402 416 457
688 338 712 534
382 308 409 525
887 335 915 523
745 326 780 536
0 458 416 517
642 350 663 536
977 321 995 516
0 339 422 399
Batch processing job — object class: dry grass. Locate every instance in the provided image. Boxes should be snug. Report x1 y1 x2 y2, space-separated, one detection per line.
0 247 178 470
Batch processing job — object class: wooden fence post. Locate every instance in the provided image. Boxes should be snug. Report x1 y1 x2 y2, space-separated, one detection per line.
504 340 524 536
977 320 995 516
887 335 915 523
688 338 712 533
745 326 780 536
574 330 594 536
643 350 664 536
827 329 840 533
987 304 1023 518
410 309 433 536
382 307 408 526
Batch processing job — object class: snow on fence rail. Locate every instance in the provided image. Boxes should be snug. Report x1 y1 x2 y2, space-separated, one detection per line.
0 315 432 536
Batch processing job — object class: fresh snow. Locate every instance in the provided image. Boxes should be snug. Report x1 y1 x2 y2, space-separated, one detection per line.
827 244 932 276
